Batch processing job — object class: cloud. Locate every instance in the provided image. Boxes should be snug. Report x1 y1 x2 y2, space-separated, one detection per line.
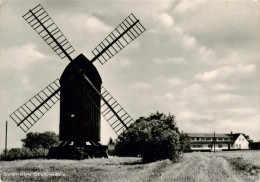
172 25 197 48
212 83 235 91
195 70 219 82
213 93 242 103
216 113 260 135
182 83 202 93
197 46 216 63
154 76 184 88
178 110 202 121
153 57 187 65
1 43 47 71
195 64 256 81
21 75 33 91
155 13 174 27
182 34 196 47
174 0 207 14
163 92 175 100
132 81 152 90
1 0 260 146
225 107 258 115
85 16 113 32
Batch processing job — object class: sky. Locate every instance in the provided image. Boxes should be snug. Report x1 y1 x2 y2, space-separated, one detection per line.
0 0 259 148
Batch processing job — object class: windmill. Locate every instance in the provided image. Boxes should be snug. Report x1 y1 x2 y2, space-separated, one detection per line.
9 4 145 158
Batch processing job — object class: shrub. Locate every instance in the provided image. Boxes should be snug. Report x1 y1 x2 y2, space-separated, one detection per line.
179 132 191 153
115 112 181 163
21 131 59 151
107 138 116 156
0 148 48 161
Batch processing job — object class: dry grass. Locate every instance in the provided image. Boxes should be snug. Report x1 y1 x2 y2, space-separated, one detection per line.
1 151 260 182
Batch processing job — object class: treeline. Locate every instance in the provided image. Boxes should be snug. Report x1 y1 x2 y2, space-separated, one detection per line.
1 131 59 161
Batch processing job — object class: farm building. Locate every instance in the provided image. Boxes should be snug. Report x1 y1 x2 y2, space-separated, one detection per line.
229 133 250 150
187 133 249 151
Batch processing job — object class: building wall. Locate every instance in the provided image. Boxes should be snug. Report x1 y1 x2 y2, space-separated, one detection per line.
191 143 229 150
233 134 249 149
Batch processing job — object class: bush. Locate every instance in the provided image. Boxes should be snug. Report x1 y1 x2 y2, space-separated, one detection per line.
179 132 191 153
106 137 116 156
0 148 48 161
21 131 59 151
115 112 181 163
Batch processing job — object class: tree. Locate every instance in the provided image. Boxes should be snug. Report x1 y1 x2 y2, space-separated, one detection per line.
107 137 116 156
38 132 59 150
179 131 191 153
241 133 250 140
108 137 115 145
21 132 39 151
21 131 59 151
115 111 181 163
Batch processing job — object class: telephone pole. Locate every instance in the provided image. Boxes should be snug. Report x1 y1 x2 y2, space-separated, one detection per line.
5 121 8 159
213 131 215 153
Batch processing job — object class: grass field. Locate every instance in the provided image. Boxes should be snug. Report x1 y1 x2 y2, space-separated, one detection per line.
1 150 260 182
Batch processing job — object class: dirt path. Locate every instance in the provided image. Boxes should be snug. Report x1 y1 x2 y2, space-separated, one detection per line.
158 153 259 182
104 152 260 182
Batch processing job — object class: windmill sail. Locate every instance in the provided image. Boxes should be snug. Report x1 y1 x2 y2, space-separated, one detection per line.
23 4 75 59
10 79 60 132
91 13 146 65
88 86 134 135
19 5 144 135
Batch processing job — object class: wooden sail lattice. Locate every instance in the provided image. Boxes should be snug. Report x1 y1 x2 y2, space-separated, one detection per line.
91 13 146 65
23 4 75 59
88 86 134 135
10 4 145 134
10 79 60 132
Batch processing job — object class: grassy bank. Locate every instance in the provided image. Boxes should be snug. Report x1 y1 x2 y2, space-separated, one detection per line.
1 151 259 182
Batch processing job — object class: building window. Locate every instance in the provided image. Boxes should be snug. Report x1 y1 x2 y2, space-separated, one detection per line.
242 138 244 141
206 138 211 141
236 144 238 147
239 138 241 141
208 145 212 148
224 138 229 141
218 145 222 148
218 138 223 141
197 138 200 141
239 144 241 148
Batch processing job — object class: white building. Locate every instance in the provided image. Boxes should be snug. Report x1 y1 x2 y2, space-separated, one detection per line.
187 133 249 151
232 133 249 149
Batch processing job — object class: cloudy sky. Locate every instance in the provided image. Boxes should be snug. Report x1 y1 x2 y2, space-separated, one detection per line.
0 0 259 148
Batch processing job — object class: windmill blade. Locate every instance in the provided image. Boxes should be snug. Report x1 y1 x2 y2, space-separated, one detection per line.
10 79 60 133
23 4 75 59
88 86 134 135
91 13 146 65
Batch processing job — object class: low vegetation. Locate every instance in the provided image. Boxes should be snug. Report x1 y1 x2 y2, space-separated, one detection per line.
0 148 47 161
212 150 260 177
1 131 58 161
1 151 259 182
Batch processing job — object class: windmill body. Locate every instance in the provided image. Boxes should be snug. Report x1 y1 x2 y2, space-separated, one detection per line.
9 4 145 159
60 54 102 146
